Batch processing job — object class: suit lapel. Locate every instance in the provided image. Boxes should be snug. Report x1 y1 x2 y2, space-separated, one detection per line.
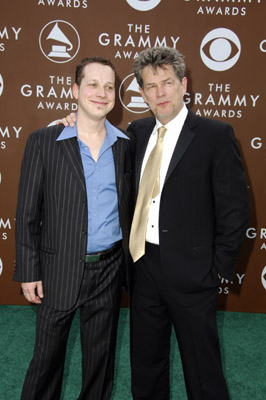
135 118 156 191
59 132 128 200
59 137 86 194
135 112 197 189
164 124 195 184
164 109 197 184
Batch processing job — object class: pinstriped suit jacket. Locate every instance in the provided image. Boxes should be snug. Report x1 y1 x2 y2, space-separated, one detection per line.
14 123 134 311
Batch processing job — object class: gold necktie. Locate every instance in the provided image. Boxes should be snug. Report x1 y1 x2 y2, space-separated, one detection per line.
129 126 167 262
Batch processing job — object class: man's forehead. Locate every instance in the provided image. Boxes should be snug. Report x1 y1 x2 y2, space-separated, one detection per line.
83 63 115 79
143 64 175 80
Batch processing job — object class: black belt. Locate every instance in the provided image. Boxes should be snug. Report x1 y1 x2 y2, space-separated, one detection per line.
85 241 122 263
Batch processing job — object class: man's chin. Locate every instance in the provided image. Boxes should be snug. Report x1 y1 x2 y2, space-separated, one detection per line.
155 111 173 124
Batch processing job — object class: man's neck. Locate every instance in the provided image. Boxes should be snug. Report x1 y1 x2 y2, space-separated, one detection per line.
76 113 107 162
77 112 106 137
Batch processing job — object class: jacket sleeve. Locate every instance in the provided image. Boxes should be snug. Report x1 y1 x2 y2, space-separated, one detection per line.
14 131 44 282
212 124 249 280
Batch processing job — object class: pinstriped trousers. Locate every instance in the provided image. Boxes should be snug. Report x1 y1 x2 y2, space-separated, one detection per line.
21 246 123 400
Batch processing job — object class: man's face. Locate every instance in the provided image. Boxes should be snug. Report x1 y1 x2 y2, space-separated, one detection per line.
139 64 187 125
73 62 115 121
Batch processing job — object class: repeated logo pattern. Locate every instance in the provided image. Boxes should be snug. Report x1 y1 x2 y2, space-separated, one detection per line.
0 0 265 311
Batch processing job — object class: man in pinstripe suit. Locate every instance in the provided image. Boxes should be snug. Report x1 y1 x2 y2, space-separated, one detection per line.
14 57 134 400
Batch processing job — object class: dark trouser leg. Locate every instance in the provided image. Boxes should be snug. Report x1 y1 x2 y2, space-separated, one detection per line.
21 303 75 400
131 242 229 400
77 247 123 400
131 245 171 400
170 291 230 400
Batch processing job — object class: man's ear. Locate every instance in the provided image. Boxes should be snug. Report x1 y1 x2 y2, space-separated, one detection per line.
181 77 187 96
139 86 147 103
72 83 79 100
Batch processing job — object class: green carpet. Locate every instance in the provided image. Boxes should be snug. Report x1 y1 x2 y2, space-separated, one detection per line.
0 306 265 399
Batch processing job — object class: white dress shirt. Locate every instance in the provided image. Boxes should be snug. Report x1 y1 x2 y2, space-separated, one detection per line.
140 105 188 244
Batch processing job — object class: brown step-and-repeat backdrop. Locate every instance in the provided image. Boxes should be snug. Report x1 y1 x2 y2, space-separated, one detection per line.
0 0 265 312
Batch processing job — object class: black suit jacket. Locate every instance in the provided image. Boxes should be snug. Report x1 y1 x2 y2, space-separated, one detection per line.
14 124 134 311
127 109 249 299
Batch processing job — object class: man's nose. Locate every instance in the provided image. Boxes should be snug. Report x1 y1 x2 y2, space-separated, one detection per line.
156 84 166 97
96 86 106 97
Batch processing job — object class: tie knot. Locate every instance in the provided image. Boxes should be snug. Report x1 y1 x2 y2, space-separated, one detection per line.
158 126 167 140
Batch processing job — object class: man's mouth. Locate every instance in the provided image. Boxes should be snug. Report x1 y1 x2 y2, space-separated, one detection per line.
91 100 108 106
157 101 169 106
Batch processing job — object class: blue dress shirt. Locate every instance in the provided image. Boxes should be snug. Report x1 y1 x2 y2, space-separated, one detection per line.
57 119 129 253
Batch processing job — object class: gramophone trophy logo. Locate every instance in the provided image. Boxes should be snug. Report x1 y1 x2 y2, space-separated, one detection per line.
39 20 80 63
119 73 150 114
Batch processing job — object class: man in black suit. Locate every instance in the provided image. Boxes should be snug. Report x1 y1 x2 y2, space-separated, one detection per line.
127 47 249 399
14 56 133 400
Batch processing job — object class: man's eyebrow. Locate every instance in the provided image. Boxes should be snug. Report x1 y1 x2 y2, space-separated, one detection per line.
85 79 114 85
145 77 172 86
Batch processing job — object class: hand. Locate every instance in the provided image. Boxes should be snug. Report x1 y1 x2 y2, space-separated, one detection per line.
21 281 44 304
56 112 76 127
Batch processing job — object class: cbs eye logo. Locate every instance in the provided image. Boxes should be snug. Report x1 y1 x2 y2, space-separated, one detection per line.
200 28 241 71
126 0 161 11
261 266 266 290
